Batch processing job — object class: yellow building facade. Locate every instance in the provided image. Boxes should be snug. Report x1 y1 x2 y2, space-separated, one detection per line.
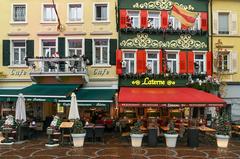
211 0 240 121
0 0 118 119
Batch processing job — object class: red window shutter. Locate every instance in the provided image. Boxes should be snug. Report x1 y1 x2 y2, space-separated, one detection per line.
181 24 188 30
137 50 146 74
159 50 163 73
206 51 212 75
140 10 148 28
161 11 168 29
188 51 194 74
116 50 123 75
201 12 208 31
120 9 127 29
179 51 187 74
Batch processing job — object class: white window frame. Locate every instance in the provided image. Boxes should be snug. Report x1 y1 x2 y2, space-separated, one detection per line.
146 50 159 74
122 50 136 74
11 3 27 24
166 50 179 73
127 10 140 28
66 38 84 57
10 39 27 66
41 3 57 23
169 16 181 30
218 11 230 35
67 3 83 23
194 51 206 74
218 51 230 72
191 15 201 30
148 11 161 29
93 2 109 23
92 38 110 66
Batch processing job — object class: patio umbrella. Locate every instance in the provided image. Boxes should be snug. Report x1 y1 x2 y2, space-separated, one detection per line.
15 93 26 122
68 92 80 120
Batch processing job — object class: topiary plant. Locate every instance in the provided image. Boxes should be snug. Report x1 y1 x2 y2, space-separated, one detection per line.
130 120 143 134
167 120 177 134
72 119 86 134
216 110 231 136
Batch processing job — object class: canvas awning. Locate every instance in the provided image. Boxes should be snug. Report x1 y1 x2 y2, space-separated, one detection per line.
118 87 226 107
59 88 117 106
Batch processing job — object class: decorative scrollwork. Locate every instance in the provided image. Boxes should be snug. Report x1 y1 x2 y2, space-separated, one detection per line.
133 0 194 11
120 33 207 49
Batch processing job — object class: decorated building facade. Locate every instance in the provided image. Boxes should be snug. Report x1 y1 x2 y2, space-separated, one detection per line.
116 0 225 119
0 0 118 120
211 0 240 121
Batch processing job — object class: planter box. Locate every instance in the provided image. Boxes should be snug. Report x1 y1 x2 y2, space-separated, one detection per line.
164 134 178 148
71 133 86 147
130 134 144 147
216 135 230 148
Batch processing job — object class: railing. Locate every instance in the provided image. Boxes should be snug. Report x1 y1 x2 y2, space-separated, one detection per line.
27 56 88 76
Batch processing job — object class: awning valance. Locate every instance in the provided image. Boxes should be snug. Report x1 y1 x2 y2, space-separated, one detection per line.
59 88 117 106
118 87 226 107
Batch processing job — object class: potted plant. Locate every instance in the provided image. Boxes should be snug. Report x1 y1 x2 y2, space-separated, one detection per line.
130 120 144 147
71 119 86 147
164 121 178 148
216 110 231 148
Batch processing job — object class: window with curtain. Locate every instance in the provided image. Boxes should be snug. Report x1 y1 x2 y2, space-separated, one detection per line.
169 16 181 29
147 51 159 74
194 53 206 74
123 52 135 74
42 39 56 72
218 13 229 34
43 4 56 21
148 12 160 28
128 11 140 28
69 4 82 22
68 39 83 71
95 4 107 21
13 5 26 22
167 53 177 73
94 39 109 65
218 52 230 71
12 40 26 65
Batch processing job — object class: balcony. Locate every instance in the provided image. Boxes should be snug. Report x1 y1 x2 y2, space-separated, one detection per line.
26 56 89 84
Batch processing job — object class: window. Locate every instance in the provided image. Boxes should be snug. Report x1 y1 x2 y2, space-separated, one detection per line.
218 13 229 34
94 4 108 21
12 4 26 22
67 39 83 71
93 39 109 65
128 11 140 28
191 16 200 30
12 40 26 65
194 53 206 74
42 39 56 57
43 4 56 22
123 52 135 74
167 53 178 73
148 12 160 28
169 16 181 29
147 51 159 74
68 4 82 22
218 52 230 71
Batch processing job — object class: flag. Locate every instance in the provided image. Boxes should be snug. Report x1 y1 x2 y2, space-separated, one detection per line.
171 4 198 27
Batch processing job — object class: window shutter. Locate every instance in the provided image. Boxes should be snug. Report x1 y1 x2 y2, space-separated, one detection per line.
120 9 127 29
230 51 238 73
58 37 65 71
85 39 93 65
206 51 212 75
188 51 194 74
213 12 218 34
213 52 218 73
110 39 117 65
140 10 148 28
161 11 168 29
137 50 146 74
2 40 10 66
159 50 162 73
179 51 187 74
230 13 238 35
201 12 208 31
116 50 122 75
181 24 188 30
26 40 34 58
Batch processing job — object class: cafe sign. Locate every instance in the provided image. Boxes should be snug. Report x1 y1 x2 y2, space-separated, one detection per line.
119 103 225 107
132 77 176 86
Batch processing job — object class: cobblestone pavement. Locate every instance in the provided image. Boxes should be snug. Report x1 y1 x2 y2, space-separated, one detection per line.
1 133 240 159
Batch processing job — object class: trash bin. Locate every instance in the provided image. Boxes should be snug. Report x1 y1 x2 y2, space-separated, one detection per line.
187 128 199 147
148 128 158 147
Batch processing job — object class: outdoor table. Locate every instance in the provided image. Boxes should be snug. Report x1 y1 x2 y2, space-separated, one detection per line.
60 122 74 145
160 126 179 132
198 126 216 132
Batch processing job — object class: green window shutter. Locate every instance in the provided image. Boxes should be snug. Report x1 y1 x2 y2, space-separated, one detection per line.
3 40 10 66
110 39 117 65
58 37 65 57
85 39 92 65
26 40 34 58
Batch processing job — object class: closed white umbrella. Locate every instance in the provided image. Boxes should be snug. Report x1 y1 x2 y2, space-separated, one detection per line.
15 93 26 122
68 92 80 120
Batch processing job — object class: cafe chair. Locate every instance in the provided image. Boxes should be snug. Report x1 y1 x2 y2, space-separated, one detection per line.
94 127 105 144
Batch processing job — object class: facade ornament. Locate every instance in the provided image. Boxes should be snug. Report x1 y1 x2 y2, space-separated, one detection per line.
133 0 194 11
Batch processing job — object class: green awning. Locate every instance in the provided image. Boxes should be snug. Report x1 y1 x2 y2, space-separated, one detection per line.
59 88 117 106
0 89 21 102
0 84 79 102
